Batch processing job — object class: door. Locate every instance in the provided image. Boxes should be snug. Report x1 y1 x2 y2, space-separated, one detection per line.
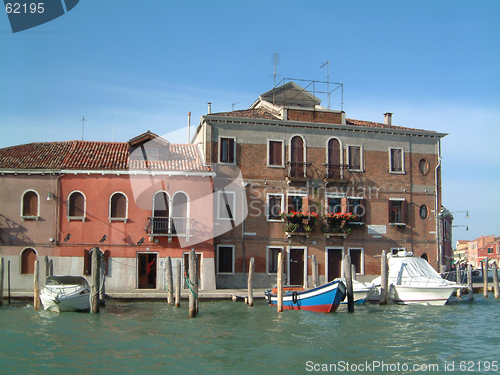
138 253 157 289
290 136 304 178
327 248 343 281
289 248 304 285
327 138 341 179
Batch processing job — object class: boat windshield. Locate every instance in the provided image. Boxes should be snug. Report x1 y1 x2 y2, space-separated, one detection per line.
46 276 89 286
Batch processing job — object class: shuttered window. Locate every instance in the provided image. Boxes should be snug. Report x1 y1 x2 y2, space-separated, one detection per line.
267 194 283 221
389 199 408 225
390 148 404 173
22 191 39 217
220 137 235 163
21 248 36 274
68 191 85 218
348 146 362 171
268 140 283 166
110 192 127 219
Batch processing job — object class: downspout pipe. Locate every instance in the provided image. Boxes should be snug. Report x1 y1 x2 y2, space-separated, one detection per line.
435 140 442 271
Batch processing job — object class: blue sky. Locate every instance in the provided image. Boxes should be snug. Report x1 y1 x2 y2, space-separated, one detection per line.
1 0 499 242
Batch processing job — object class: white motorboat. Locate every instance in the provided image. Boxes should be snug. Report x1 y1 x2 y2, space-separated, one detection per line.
40 276 91 312
370 252 460 306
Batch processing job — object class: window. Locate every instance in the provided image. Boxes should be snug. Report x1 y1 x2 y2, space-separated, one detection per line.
172 192 189 236
391 247 406 256
419 205 428 219
21 248 36 274
21 190 39 219
327 138 342 179
268 140 284 167
389 148 404 173
348 248 364 275
289 135 305 178
419 159 430 175
218 191 235 220
326 196 343 214
347 145 362 171
347 198 365 223
219 137 236 163
287 192 306 212
110 192 128 222
152 191 169 235
267 194 284 221
217 245 234 274
68 191 85 220
389 199 408 225
84 249 110 276
267 247 283 274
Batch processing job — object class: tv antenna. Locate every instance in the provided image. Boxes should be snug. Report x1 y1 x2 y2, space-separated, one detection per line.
320 61 330 109
81 116 86 141
272 53 280 105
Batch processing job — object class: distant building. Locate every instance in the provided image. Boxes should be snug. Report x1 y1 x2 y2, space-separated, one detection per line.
454 240 469 264
466 235 496 269
193 81 448 288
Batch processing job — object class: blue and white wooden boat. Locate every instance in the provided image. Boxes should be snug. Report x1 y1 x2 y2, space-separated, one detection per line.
265 280 346 312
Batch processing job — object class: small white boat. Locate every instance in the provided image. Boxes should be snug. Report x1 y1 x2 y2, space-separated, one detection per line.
369 252 460 306
40 276 91 312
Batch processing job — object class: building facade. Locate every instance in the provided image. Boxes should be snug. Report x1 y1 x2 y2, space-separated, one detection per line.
193 81 447 288
0 131 217 293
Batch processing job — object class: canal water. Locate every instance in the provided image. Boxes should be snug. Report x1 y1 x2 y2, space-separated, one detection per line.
1 295 499 374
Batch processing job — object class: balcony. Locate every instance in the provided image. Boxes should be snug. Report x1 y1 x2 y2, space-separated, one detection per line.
323 163 349 185
285 161 312 183
147 217 192 237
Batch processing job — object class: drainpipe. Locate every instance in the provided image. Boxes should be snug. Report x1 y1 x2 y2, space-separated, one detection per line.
435 140 442 271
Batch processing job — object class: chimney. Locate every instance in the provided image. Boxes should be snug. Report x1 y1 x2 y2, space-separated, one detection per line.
384 112 393 126
208 102 212 114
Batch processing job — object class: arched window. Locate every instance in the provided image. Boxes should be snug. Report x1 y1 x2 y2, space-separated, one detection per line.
21 190 39 219
172 192 189 236
68 191 85 221
21 248 37 274
109 192 128 222
84 248 110 276
421 253 429 262
327 138 341 179
290 135 305 178
152 191 169 234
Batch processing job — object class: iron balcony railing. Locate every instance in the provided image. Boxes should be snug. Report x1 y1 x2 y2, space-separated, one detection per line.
323 163 349 180
148 217 192 237
286 161 312 180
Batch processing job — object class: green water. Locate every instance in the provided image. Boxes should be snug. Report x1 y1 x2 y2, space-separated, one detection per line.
1 296 499 374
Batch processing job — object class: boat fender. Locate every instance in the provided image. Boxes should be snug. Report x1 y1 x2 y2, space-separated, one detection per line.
266 293 272 304
292 291 298 304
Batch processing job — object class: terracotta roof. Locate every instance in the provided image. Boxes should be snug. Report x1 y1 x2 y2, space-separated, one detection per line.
0 140 211 173
345 118 435 133
209 108 280 120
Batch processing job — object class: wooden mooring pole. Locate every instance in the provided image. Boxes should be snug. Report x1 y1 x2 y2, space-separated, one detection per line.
343 254 354 312
0 258 4 306
33 260 40 310
91 247 100 313
188 249 197 318
8 260 11 305
247 257 254 307
379 250 389 305
175 260 181 307
467 263 473 301
277 251 283 313
312 254 318 288
483 258 488 298
492 262 499 299
166 256 174 305
456 263 462 297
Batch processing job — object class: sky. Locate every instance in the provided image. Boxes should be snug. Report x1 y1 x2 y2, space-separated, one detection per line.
1 0 499 243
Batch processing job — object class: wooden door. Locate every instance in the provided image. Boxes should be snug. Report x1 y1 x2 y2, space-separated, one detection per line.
327 248 343 281
138 253 157 289
327 138 341 179
289 248 304 285
290 136 304 178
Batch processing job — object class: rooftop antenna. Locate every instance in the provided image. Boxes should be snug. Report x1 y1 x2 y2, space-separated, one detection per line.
232 102 240 111
81 116 86 141
320 61 330 109
273 53 278 105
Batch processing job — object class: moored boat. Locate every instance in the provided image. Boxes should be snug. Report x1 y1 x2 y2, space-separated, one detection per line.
369 251 460 306
40 276 91 312
336 279 377 305
265 280 346 312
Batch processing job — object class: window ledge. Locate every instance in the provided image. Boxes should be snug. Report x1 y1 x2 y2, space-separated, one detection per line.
21 215 39 221
109 217 128 223
389 171 406 175
67 216 86 222
267 165 285 169
390 223 407 228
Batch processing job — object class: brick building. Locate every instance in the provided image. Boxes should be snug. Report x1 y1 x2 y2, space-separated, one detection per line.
193 81 447 288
